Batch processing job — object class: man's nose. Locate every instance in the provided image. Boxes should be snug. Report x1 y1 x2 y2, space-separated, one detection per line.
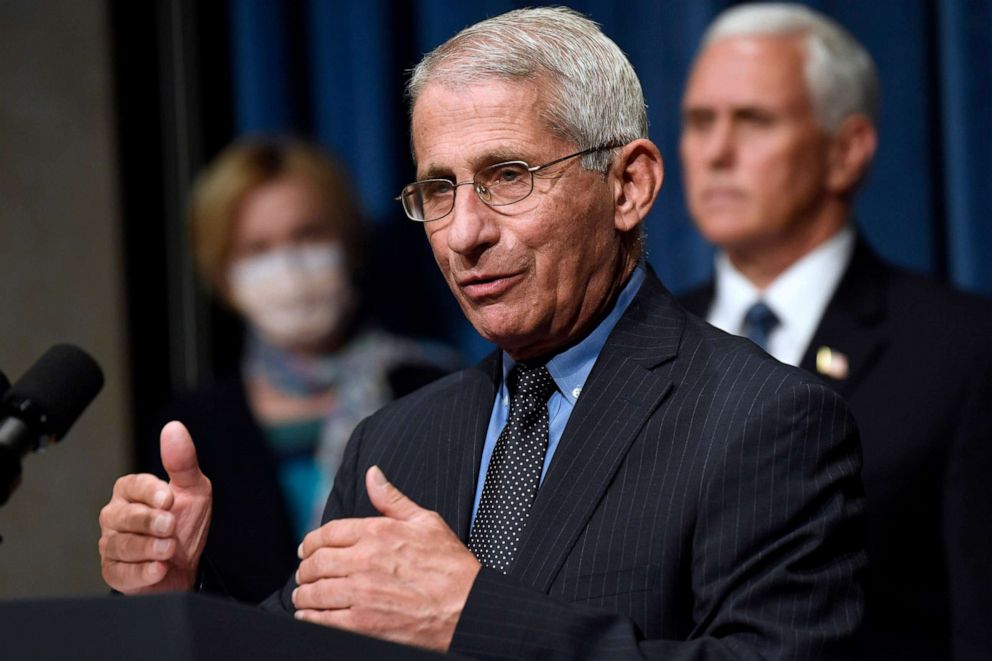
704 119 736 168
446 184 498 256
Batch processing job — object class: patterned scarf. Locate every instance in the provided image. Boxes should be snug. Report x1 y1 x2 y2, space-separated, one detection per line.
243 328 461 529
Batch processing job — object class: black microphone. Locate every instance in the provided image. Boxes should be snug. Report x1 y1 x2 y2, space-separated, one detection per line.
0 370 9 396
0 344 104 505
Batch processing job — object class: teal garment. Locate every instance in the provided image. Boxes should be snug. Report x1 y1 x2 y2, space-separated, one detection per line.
263 419 324 540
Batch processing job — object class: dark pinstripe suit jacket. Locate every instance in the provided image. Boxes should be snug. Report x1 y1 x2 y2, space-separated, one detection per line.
264 271 866 659
681 239 992 661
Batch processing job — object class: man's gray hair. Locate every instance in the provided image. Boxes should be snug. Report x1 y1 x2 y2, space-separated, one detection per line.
702 3 880 132
407 7 648 172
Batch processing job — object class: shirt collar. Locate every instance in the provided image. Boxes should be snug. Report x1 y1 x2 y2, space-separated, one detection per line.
762 224 854 335
708 225 855 365
500 266 646 404
709 251 760 335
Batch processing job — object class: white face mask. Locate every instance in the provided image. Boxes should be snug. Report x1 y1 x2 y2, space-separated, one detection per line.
228 242 355 351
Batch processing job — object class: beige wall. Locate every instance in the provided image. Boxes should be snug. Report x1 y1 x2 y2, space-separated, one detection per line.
0 0 131 596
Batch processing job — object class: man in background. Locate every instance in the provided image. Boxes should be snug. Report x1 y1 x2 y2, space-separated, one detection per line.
679 5 992 659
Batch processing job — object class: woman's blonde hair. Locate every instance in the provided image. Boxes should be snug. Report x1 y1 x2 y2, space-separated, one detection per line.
190 137 364 298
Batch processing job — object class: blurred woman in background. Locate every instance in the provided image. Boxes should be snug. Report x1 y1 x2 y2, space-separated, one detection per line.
148 137 459 602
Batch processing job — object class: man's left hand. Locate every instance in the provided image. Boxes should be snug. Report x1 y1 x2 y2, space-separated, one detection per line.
293 465 481 651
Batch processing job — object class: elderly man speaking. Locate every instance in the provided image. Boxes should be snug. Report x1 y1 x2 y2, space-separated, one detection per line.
98 8 865 659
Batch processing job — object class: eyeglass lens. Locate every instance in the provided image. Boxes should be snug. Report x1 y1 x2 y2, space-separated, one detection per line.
402 161 536 222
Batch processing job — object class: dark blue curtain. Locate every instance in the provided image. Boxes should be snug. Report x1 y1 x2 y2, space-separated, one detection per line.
229 0 992 361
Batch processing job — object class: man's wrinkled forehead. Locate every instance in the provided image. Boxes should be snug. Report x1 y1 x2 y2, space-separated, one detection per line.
409 77 563 169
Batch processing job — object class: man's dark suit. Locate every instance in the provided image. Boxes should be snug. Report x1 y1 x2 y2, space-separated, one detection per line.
680 237 992 661
264 271 866 659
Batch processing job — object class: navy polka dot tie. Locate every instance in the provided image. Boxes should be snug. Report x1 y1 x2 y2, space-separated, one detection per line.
469 363 557 573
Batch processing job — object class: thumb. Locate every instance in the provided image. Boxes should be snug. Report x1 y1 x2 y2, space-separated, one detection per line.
366 466 423 522
160 420 208 490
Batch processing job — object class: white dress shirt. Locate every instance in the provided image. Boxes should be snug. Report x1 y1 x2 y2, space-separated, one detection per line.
707 225 855 366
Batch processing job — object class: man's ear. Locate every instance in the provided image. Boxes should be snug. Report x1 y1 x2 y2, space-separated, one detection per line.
612 139 664 233
826 114 877 195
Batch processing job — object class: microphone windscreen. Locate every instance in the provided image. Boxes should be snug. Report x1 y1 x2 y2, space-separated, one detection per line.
0 370 9 395
6 344 104 439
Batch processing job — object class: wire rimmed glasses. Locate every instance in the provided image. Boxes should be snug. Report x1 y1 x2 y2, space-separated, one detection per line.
396 145 618 222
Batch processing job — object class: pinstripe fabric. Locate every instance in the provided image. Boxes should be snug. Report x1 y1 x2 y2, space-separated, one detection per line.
263 271 866 660
682 239 992 660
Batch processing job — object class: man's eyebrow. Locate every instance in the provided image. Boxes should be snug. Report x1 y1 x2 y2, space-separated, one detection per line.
682 106 714 120
419 164 454 181
681 104 781 124
733 106 777 122
418 149 530 181
481 148 529 164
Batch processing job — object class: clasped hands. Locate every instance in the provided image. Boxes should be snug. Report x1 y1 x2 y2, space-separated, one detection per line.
293 464 480 649
97 421 480 651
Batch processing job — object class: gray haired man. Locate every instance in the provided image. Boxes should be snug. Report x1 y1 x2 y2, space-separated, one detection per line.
99 8 866 659
680 5 992 660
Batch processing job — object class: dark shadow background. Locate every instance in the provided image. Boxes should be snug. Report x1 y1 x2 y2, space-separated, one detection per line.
110 0 992 460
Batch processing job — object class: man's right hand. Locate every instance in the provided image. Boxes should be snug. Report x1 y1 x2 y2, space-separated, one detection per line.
98 421 212 593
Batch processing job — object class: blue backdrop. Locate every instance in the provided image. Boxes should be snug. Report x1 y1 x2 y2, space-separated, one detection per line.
228 0 992 360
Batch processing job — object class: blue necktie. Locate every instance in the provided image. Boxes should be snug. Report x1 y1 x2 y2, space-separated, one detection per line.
744 301 780 351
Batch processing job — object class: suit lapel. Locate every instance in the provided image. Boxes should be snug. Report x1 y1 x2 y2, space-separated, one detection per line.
677 237 889 399
799 237 889 399
511 272 682 592
429 352 500 541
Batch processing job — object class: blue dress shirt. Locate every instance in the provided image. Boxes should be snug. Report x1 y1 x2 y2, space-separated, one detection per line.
470 266 646 524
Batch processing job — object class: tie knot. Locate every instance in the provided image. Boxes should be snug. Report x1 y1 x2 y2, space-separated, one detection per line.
743 301 780 350
508 363 556 404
